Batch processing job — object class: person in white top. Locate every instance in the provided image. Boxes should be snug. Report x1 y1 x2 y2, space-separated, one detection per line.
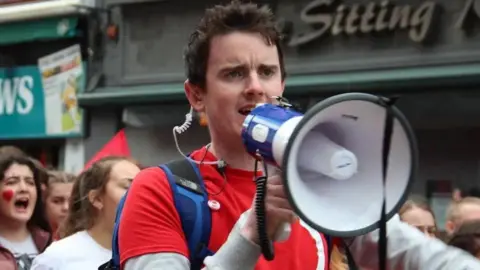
0 153 52 270
31 156 141 270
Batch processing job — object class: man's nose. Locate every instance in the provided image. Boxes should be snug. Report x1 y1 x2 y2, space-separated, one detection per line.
244 72 265 98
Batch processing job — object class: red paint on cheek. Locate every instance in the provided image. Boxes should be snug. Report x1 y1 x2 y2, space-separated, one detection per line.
2 189 14 202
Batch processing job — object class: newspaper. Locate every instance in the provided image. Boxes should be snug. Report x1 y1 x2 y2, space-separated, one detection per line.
38 44 83 135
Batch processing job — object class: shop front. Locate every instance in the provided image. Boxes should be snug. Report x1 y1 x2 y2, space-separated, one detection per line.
0 0 101 172
78 0 480 201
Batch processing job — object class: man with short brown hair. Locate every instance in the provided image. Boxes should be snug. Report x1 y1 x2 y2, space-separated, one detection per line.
118 1 480 269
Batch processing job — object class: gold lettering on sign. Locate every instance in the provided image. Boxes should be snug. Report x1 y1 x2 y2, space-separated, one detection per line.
455 0 480 29
288 0 437 47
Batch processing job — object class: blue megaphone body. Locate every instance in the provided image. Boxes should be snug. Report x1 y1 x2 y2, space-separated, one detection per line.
241 102 359 181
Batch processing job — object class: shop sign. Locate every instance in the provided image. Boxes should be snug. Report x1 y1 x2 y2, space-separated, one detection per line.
286 0 480 47
0 45 85 139
455 0 480 29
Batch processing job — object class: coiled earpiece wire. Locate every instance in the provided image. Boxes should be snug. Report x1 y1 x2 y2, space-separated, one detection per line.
172 107 221 166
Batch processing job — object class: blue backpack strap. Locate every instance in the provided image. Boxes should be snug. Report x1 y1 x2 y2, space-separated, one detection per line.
111 189 129 267
161 158 213 270
98 189 130 269
99 158 213 270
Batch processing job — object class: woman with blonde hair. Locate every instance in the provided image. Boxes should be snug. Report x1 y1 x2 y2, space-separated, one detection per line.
399 195 437 237
31 156 140 270
43 171 75 241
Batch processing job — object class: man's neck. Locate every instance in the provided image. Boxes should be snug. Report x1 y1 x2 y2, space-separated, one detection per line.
0 220 30 242
209 139 257 171
87 222 112 250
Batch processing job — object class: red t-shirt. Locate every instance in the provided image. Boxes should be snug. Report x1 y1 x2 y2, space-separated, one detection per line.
119 147 328 269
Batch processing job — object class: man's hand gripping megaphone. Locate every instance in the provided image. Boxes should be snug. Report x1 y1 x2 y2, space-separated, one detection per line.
239 174 295 246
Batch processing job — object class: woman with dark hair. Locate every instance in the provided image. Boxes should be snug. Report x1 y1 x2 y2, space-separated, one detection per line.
0 154 52 270
447 220 480 258
31 156 140 270
399 195 437 238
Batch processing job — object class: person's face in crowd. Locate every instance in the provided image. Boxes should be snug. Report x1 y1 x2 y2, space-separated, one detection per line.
91 160 140 232
446 202 480 234
0 163 37 226
186 31 285 144
45 182 73 229
401 206 437 237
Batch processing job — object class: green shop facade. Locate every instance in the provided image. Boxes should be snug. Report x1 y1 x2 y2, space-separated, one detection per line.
0 0 102 172
78 0 480 215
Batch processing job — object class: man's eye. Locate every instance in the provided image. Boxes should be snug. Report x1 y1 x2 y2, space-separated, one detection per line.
260 68 275 77
226 70 243 78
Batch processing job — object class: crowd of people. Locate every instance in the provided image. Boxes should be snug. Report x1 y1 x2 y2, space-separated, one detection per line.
0 146 141 270
2 1 480 269
398 194 480 260
2 140 480 270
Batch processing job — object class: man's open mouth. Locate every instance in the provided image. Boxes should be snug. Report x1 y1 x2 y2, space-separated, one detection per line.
238 107 253 116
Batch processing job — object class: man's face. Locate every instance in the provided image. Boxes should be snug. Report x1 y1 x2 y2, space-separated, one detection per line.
188 31 284 145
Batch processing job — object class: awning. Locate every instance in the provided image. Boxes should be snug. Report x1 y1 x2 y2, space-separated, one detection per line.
0 16 79 45
78 62 480 108
78 83 187 107
0 0 93 24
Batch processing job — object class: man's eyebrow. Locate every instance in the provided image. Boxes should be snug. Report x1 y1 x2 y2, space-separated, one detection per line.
259 64 279 69
219 63 278 70
218 63 247 70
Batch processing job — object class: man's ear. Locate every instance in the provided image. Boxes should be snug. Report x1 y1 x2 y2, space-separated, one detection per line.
185 80 205 112
445 220 456 235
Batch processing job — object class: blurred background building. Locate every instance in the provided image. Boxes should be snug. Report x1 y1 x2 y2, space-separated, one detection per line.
2 0 480 214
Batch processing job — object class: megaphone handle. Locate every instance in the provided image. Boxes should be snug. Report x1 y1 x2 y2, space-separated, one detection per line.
255 174 275 261
254 156 275 261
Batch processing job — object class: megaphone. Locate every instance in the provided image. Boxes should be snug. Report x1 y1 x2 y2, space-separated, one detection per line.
242 92 418 239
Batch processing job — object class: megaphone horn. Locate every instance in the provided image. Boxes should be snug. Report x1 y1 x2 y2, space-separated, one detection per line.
241 92 418 238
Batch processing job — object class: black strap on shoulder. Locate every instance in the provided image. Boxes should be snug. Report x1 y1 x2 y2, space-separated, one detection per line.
345 247 358 270
165 159 205 195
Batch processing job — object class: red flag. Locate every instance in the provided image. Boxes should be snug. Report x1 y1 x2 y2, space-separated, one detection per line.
84 129 130 170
